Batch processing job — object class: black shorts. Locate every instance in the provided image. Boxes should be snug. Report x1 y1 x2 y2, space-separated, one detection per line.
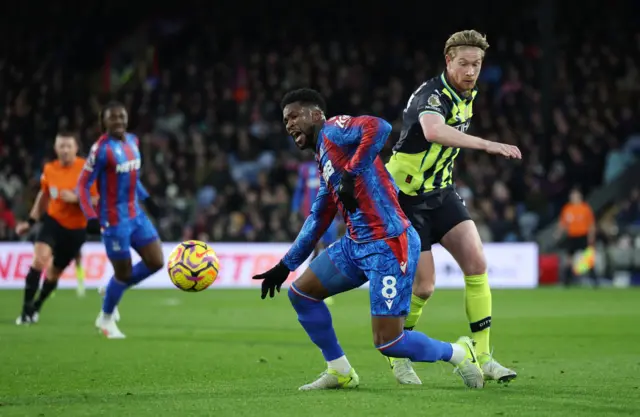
398 187 471 252
565 235 588 255
35 214 87 270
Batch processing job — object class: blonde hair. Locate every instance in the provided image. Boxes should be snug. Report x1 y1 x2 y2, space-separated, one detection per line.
444 30 490 58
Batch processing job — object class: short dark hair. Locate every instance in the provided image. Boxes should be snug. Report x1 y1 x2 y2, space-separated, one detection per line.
280 88 327 113
99 100 125 132
55 130 78 141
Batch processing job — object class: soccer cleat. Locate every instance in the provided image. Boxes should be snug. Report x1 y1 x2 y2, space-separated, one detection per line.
480 354 517 383
15 313 32 325
98 286 120 322
452 336 484 389
387 357 422 385
95 312 126 339
15 304 37 326
298 367 360 391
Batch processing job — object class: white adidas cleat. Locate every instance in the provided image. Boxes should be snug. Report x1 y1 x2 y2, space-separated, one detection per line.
481 355 517 383
388 358 422 385
298 368 360 391
95 312 126 339
98 286 120 322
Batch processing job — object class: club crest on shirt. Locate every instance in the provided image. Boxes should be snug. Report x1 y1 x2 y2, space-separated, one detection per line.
427 94 441 108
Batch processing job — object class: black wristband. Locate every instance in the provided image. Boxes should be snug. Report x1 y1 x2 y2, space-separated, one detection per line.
27 217 37 226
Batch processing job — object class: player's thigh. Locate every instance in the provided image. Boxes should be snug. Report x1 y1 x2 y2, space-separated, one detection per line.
32 242 53 270
102 225 134 279
135 240 164 271
440 221 486 276
50 228 87 278
33 215 56 269
361 229 420 344
397 191 434 252
296 239 367 299
131 216 163 269
430 188 471 244
413 250 436 299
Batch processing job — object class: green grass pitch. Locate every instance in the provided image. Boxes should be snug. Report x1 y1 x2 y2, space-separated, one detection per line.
1 288 639 417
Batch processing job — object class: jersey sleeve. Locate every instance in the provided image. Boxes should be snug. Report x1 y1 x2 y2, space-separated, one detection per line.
136 179 150 201
282 177 338 271
330 116 392 176
77 142 106 219
40 164 50 194
416 88 450 120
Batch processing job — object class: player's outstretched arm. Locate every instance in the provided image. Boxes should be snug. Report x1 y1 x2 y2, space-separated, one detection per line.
419 113 521 159
282 178 338 271
252 178 337 299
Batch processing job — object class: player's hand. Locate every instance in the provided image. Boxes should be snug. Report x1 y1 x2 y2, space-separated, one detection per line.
485 142 522 160
86 218 102 235
252 261 291 299
337 171 358 213
15 221 31 236
60 190 77 203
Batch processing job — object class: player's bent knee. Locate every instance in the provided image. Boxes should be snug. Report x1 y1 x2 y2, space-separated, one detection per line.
111 259 133 282
291 268 329 301
32 257 49 271
460 254 487 276
413 286 434 300
287 284 321 307
371 316 405 347
139 241 164 272
412 252 435 299
46 266 63 281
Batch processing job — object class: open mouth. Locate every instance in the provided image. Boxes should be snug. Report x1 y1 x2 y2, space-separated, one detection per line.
291 131 304 146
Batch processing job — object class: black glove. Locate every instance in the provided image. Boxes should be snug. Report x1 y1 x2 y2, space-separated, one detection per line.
86 218 101 235
337 171 358 213
252 261 291 299
143 198 161 219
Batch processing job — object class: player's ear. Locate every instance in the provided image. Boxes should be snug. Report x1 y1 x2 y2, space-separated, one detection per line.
311 109 323 123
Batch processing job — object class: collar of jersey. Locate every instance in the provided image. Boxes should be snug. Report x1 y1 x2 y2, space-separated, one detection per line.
440 73 477 104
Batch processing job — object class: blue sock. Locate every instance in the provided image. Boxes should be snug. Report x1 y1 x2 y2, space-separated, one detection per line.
288 284 344 361
127 261 156 287
377 330 453 363
102 278 127 315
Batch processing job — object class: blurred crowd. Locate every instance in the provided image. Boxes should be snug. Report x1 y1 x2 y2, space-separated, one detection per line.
0 2 639 245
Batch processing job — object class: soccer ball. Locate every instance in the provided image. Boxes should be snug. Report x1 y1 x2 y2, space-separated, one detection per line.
167 240 220 292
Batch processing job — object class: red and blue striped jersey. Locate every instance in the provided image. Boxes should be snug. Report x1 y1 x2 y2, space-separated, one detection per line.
291 161 321 217
283 115 411 270
77 133 150 227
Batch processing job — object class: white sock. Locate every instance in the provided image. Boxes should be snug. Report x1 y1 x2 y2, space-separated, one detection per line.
449 343 466 365
327 355 352 375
